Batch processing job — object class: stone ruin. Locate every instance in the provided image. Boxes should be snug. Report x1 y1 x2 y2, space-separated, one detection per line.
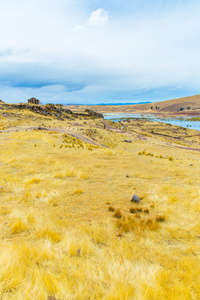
28 97 40 104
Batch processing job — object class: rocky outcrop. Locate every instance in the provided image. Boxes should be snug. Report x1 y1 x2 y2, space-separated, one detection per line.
85 109 104 119
1 103 103 120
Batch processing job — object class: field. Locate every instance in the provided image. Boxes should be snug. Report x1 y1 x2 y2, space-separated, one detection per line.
0 103 200 299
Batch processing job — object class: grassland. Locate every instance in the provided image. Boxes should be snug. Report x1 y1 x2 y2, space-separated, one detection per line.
0 103 200 299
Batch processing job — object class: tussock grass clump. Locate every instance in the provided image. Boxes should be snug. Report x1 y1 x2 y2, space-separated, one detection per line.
116 215 160 234
72 189 83 195
9 217 28 234
156 214 166 222
129 207 136 214
53 166 88 180
36 227 62 243
113 209 122 219
129 206 143 213
108 206 115 212
27 177 41 184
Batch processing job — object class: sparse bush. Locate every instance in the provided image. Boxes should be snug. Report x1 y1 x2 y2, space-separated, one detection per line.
169 156 173 161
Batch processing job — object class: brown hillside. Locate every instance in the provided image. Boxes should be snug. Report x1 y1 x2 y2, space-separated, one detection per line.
64 94 200 114
145 94 200 113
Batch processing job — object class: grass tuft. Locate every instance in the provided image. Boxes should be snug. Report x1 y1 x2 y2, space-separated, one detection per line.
156 214 166 222
113 209 122 219
108 206 115 212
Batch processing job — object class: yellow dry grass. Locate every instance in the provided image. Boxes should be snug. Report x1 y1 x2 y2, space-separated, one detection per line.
0 106 200 299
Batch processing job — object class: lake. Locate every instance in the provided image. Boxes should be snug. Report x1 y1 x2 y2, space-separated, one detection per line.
103 113 200 131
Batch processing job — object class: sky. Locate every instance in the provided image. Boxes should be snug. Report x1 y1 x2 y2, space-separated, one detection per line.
0 0 200 104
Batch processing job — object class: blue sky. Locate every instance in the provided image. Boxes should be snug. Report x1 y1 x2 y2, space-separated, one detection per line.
0 0 200 104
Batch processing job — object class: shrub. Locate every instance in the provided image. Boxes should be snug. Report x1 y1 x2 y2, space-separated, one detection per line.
168 156 173 161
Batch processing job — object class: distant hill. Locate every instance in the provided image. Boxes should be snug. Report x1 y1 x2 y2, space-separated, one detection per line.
64 94 200 114
131 94 200 113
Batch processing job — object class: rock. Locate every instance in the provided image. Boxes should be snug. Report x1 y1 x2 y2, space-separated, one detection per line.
126 175 129 178
85 109 104 119
37 127 47 130
131 195 140 203
124 140 132 143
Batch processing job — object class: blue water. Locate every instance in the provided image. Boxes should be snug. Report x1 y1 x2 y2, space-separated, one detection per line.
103 113 200 131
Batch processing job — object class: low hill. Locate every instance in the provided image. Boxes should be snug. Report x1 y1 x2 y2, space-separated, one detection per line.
133 94 200 113
65 94 200 114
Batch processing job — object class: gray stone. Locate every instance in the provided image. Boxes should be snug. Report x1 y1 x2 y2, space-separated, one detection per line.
131 195 140 203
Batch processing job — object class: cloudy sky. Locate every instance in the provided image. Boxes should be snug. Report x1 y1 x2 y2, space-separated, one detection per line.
0 0 200 104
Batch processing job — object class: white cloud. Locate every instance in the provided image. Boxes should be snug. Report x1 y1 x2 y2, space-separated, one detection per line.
167 86 183 91
0 1 200 103
73 25 84 30
87 8 109 26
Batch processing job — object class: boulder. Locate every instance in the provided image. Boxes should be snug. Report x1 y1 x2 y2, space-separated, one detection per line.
131 195 140 203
